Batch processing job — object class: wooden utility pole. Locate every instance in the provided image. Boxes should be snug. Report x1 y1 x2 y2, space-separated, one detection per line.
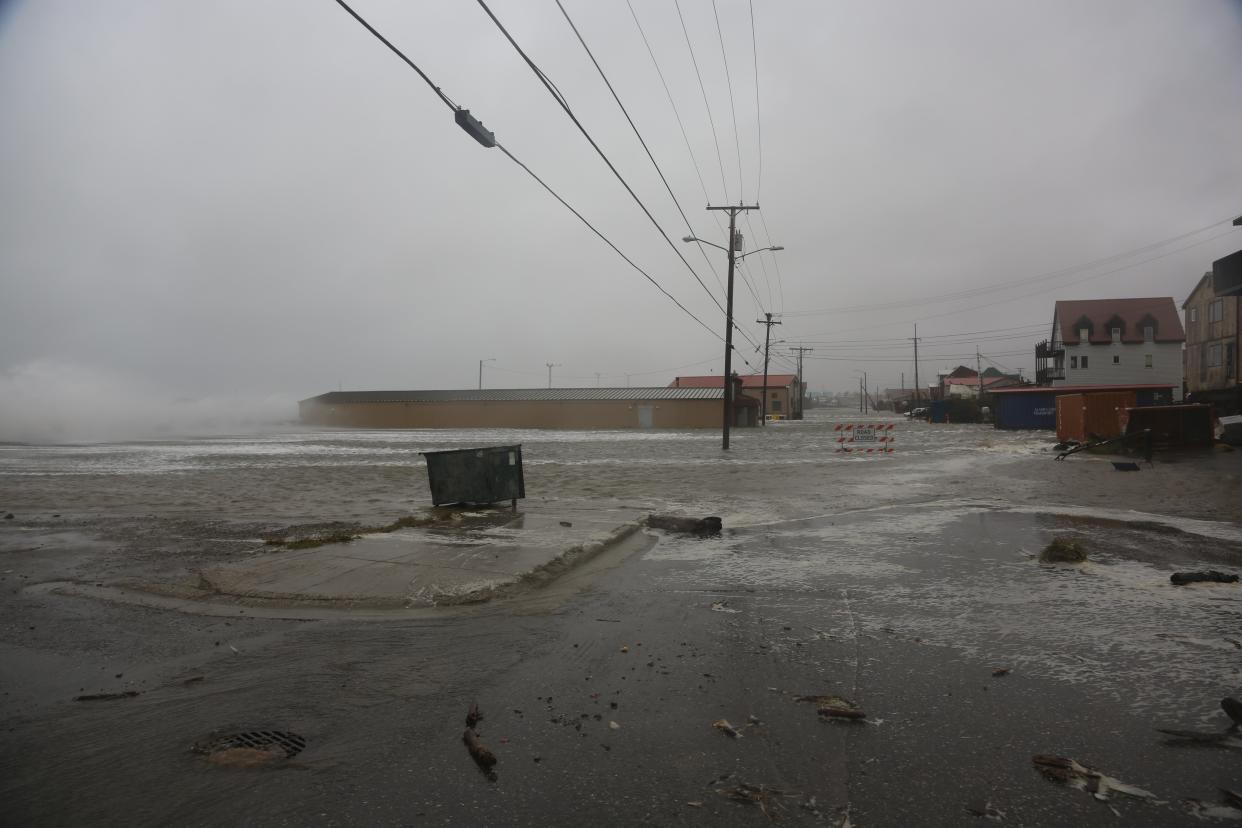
546 362 561 388
789 346 813 419
976 347 983 404
755 312 782 425
911 324 922 405
707 203 759 449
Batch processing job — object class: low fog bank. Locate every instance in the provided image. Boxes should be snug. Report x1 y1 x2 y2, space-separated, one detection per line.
0 360 298 444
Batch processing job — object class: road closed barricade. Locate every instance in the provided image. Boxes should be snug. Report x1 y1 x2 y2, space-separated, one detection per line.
833 423 896 453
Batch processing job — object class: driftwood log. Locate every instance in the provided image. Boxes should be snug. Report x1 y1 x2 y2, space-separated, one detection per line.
646 515 723 536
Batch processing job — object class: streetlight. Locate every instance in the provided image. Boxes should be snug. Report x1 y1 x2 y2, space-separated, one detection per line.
478 358 496 390
681 234 785 447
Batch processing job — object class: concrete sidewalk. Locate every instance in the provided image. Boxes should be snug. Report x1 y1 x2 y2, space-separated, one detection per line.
195 510 642 608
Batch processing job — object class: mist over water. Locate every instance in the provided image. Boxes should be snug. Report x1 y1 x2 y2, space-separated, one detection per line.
0 360 296 444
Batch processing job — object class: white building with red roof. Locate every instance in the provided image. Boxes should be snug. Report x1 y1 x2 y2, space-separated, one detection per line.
1036 298 1185 399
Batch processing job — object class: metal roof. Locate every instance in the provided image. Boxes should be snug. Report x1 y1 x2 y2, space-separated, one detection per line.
669 374 798 388
987 383 1175 395
300 387 726 404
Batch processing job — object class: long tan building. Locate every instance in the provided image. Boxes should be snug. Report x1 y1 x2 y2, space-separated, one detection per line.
299 387 759 430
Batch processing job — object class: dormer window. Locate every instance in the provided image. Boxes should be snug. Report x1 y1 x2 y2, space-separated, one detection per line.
1111 328 1121 343
1137 314 1158 342
1073 315 1094 343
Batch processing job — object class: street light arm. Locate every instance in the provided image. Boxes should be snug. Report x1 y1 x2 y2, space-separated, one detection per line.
682 235 728 253
736 245 785 261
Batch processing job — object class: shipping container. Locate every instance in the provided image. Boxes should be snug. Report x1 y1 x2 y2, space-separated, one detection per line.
990 384 1175 431
1123 405 1215 448
1055 391 1136 442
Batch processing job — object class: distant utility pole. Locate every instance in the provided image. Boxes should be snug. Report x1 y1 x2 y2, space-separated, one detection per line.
479 358 496 390
789 346 813 419
858 376 864 413
546 362 561 389
755 312 782 425
976 347 983 403
594 372 602 387
704 203 759 449
911 324 922 405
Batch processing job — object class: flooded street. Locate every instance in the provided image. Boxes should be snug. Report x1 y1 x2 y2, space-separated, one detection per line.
2 412 1241 825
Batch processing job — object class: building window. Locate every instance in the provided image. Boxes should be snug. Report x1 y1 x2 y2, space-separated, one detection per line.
1079 328 1090 341
1145 354 1153 368
1228 343 1236 376
1081 356 1089 369
1188 307 1197 323
771 399 782 412
1143 326 1154 341
1201 344 1208 380
1208 344 1222 367
1111 327 1121 343
1209 299 1224 322
1113 355 1120 364
1070 356 1078 369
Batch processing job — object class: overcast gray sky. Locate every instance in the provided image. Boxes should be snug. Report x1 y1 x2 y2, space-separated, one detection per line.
2 0 1241 437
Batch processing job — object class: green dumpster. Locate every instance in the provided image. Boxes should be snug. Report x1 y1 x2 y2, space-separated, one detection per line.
420 445 525 507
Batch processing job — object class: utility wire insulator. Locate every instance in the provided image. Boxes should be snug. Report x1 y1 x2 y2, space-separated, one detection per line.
455 109 496 148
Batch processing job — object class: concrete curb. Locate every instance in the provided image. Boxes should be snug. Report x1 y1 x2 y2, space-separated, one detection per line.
128 519 647 611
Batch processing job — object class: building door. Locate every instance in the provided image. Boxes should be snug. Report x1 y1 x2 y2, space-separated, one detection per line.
636 404 654 429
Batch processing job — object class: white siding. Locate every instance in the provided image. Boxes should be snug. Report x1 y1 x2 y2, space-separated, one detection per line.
1053 341 1183 399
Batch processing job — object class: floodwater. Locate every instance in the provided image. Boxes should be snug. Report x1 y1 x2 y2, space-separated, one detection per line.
3 410 1242 825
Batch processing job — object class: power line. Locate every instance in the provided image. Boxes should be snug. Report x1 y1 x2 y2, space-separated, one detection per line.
781 217 1237 318
331 0 457 111
675 0 729 202
711 0 745 201
474 0 729 325
496 144 722 341
554 0 726 302
788 321 1050 345
330 0 723 343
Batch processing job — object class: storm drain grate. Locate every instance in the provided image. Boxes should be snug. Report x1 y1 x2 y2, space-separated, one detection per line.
199 730 307 759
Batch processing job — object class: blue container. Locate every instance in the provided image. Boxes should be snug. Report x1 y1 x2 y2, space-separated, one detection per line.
994 392 1057 430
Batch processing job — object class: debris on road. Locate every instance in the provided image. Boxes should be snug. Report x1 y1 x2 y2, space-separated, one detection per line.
818 704 867 721
463 702 497 777
1111 462 1141 472
646 515 723 536
1040 538 1087 563
715 781 788 819
73 690 139 702
608 720 621 730
1156 728 1242 748
1032 755 1159 801
1181 798 1242 820
1170 570 1239 585
1223 697 1242 727
463 728 497 770
710 601 740 613
712 718 743 738
991 668 1011 677
685 801 703 808
620 645 629 653
964 800 1005 820
559 521 572 527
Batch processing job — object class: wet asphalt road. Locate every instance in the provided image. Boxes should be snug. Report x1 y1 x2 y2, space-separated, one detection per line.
4 501 1242 826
